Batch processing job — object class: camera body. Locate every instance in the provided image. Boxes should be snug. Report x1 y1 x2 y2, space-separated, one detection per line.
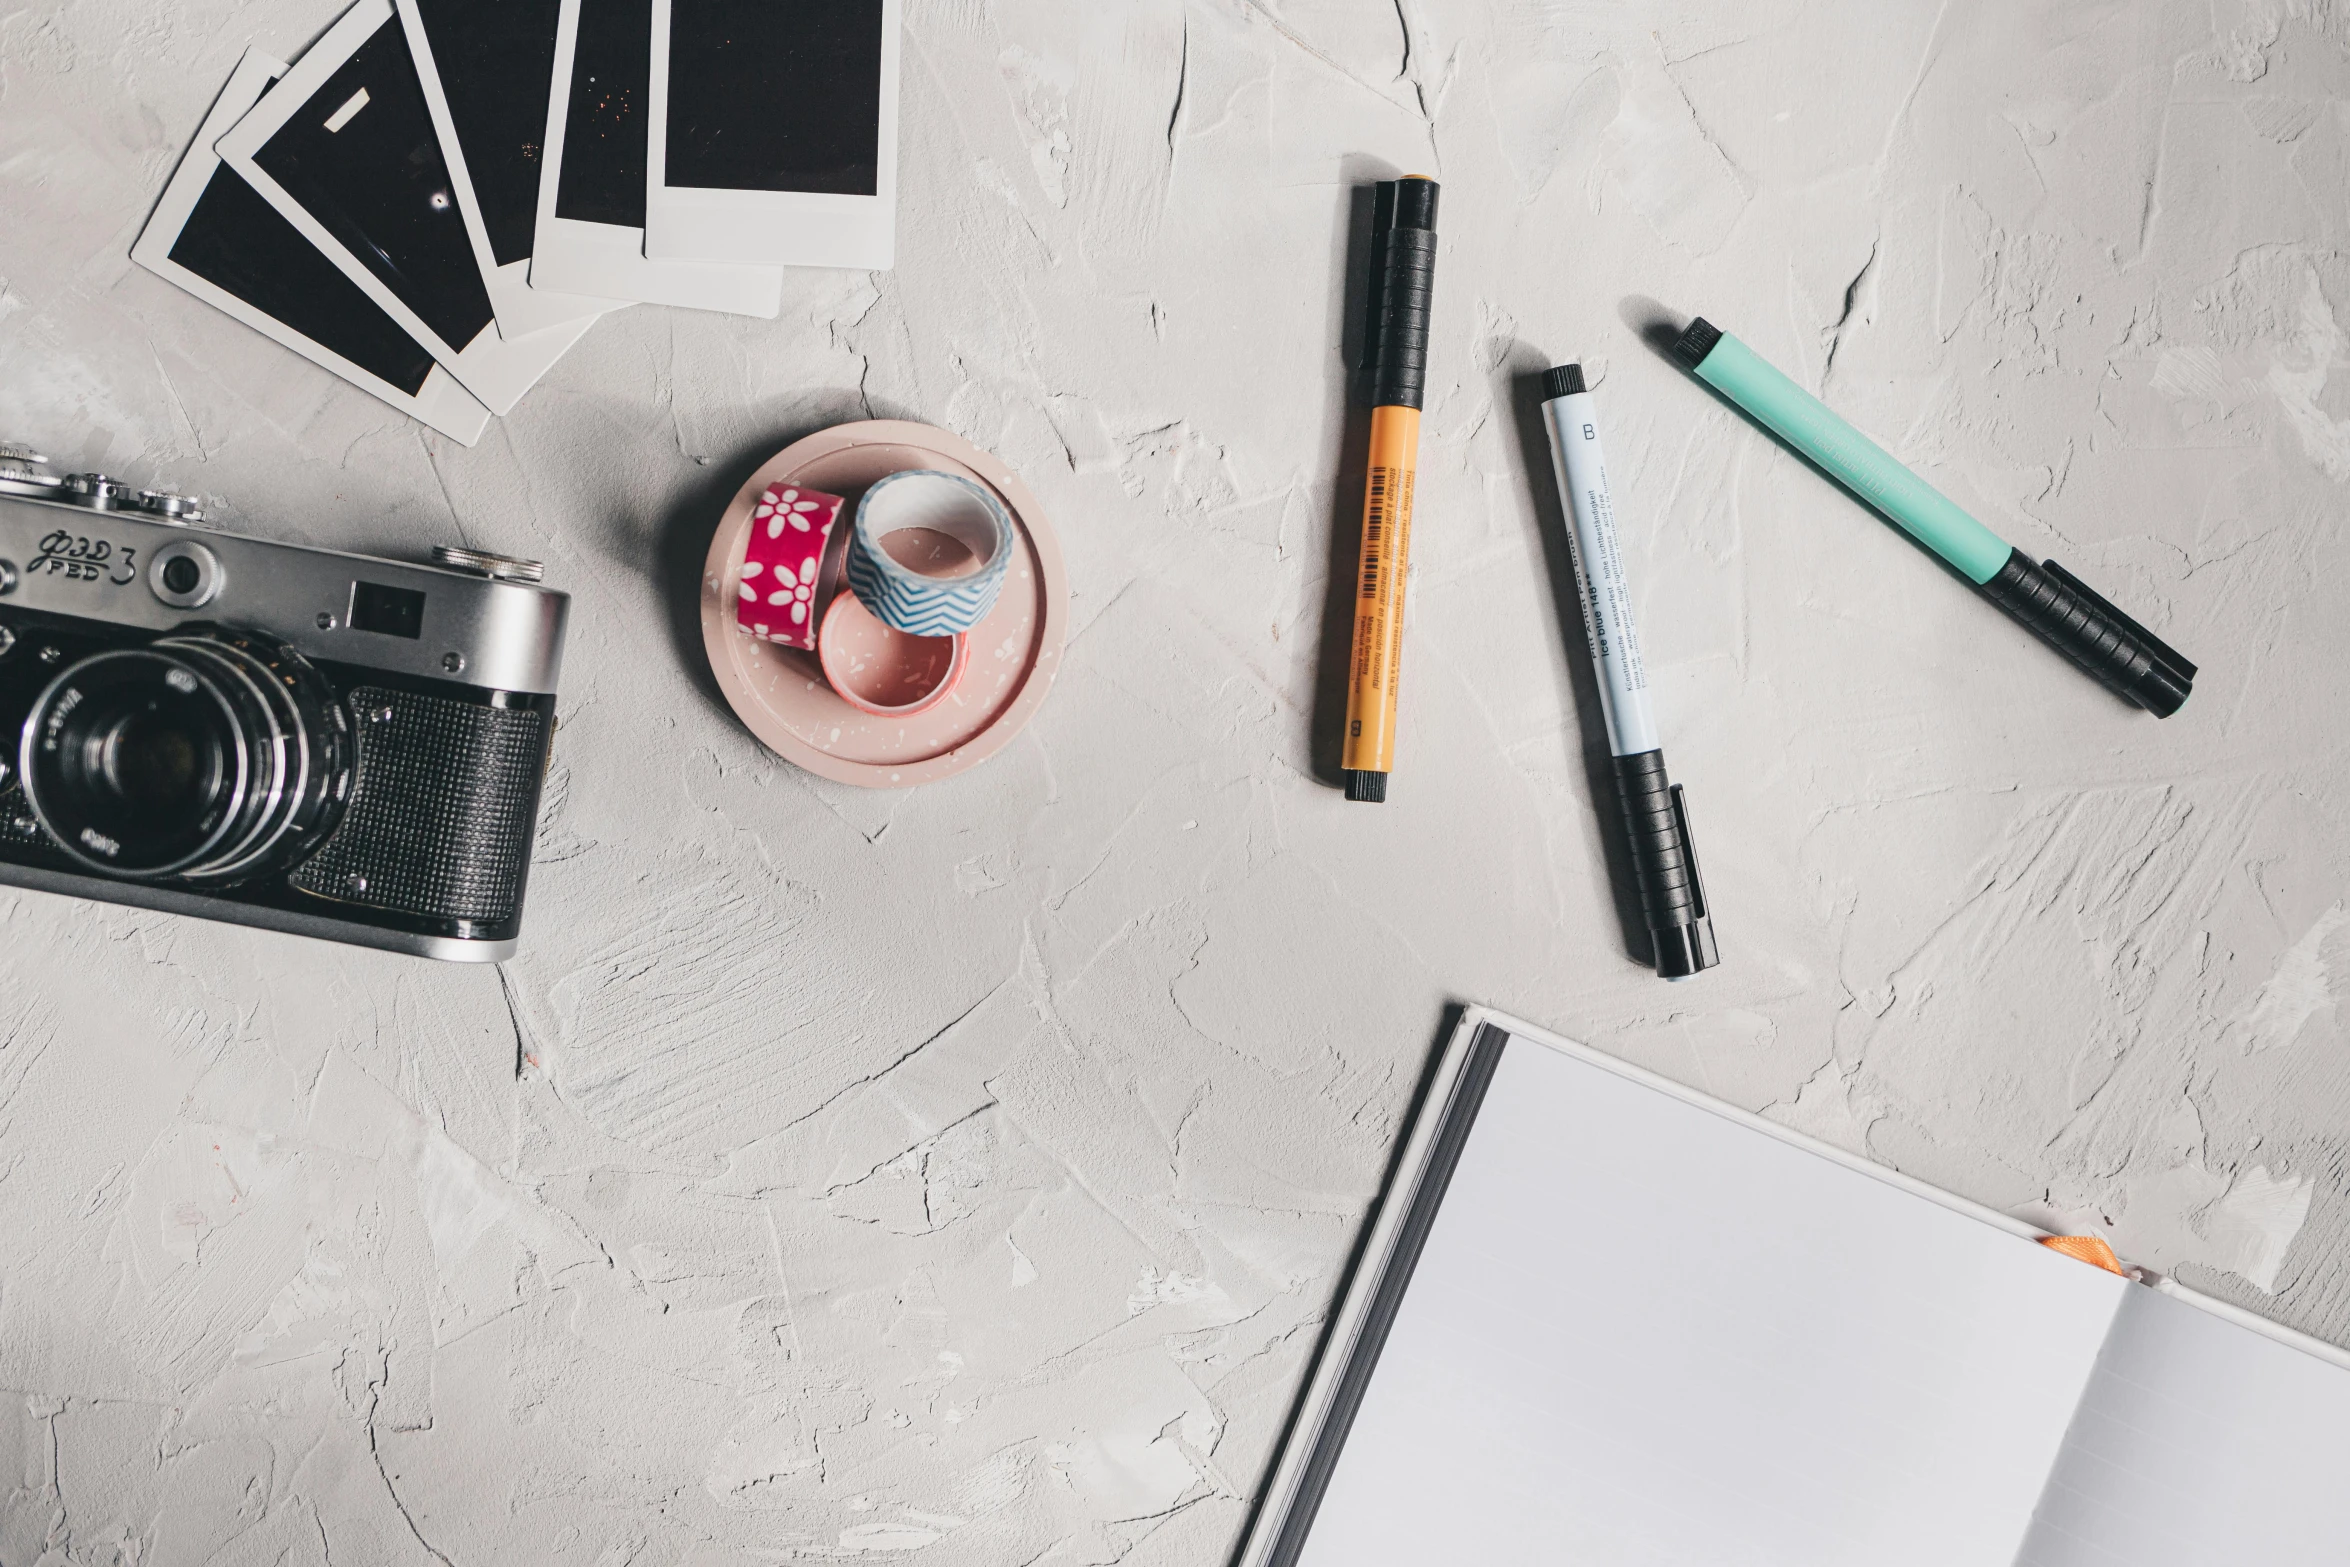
0 447 568 962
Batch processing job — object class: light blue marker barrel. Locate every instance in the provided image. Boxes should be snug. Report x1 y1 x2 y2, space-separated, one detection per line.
1677 322 2013 584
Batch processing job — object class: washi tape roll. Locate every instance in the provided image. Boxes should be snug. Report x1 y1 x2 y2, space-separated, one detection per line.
818 594 967 718
843 469 1014 637
736 483 847 650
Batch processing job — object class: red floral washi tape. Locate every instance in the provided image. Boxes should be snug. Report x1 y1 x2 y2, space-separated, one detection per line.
735 483 846 650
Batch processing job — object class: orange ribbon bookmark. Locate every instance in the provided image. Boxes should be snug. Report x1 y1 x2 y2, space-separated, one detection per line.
2040 1235 2129 1276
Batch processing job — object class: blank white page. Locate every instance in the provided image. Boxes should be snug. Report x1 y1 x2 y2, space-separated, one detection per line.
2016 1285 2350 1566
1294 1031 2126 1567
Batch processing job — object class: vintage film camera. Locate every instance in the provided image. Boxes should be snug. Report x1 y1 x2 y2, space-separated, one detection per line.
0 444 567 962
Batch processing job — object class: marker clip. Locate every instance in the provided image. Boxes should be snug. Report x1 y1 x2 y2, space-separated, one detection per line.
1655 784 1719 980
1613 751 1721 981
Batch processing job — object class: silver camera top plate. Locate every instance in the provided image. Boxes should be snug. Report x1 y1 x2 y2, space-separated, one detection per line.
0 481 568 694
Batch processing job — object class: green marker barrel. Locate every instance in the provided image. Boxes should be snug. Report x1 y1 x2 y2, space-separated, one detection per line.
1671 318 2195 718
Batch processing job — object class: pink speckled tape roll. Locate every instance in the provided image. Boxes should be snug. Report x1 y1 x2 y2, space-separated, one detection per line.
735 482 846 650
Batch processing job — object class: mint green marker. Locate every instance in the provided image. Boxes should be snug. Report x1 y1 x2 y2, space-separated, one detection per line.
1670 318 2194 717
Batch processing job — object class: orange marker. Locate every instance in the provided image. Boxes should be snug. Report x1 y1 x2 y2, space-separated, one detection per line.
1342 177 1438 803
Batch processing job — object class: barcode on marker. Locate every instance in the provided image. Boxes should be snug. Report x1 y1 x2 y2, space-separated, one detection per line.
1361 470 1388 598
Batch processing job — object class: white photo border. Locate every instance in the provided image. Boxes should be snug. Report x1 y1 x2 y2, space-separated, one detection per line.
131 49 492 445
642 0 901 271
393 0 627 340
214 0 594 416
529 0 785 316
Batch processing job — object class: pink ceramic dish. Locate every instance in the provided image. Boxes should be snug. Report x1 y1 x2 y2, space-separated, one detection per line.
700 421 1069 787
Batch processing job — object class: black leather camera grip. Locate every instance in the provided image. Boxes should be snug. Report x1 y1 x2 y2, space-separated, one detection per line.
288 687 549 926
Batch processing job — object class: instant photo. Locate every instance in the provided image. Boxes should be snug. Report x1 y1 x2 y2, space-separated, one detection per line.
397 0 623 338
667 2 884 195
131 51 490 443
643 0 901 270
217 0 594 414
529 0 783 314
555 0 655 229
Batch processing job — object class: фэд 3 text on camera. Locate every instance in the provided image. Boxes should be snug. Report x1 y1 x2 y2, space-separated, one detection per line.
0 443 567 962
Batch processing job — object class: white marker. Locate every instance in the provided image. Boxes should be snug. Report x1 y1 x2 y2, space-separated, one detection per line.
1539 363 1717 979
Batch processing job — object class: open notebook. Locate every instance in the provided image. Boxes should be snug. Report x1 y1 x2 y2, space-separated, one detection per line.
1237 1008 2350 1567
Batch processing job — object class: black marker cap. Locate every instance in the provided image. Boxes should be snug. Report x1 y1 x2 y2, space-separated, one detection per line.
1669 318 1723 370
1539 363 1587 400
1976 554 2197 717
1345 769 1389 803
1361 178 1440 410
1613 751 1719 980
1384 176 1439 232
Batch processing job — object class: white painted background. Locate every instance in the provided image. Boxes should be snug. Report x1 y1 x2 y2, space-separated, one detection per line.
3 1 2348 1560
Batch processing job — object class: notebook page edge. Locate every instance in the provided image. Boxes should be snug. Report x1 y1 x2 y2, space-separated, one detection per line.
1229 1005 1500 1567
2146 1277 2350 1372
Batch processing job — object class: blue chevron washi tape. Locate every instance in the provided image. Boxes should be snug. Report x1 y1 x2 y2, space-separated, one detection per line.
844 469 1015 638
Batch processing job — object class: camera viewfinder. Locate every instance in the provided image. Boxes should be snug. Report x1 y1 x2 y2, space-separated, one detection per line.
351 580 425 639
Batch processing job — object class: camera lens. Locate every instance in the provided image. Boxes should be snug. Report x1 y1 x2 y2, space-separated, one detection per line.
102 708 215 809
25 664 237 873
19 629 352 882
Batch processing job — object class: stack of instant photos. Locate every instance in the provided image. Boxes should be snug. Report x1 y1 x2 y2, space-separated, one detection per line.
134 0 902 446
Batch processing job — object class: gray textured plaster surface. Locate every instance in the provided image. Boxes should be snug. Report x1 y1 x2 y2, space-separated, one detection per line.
3 0 2349 1560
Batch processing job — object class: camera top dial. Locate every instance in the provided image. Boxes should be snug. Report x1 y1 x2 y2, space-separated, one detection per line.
0 448 204 523
0 444 62 500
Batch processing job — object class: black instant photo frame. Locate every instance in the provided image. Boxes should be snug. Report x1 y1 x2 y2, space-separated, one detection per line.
527 0 784 314
131 50 490 442
215 0 594 414
642 0 901 270
395 0 624 337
